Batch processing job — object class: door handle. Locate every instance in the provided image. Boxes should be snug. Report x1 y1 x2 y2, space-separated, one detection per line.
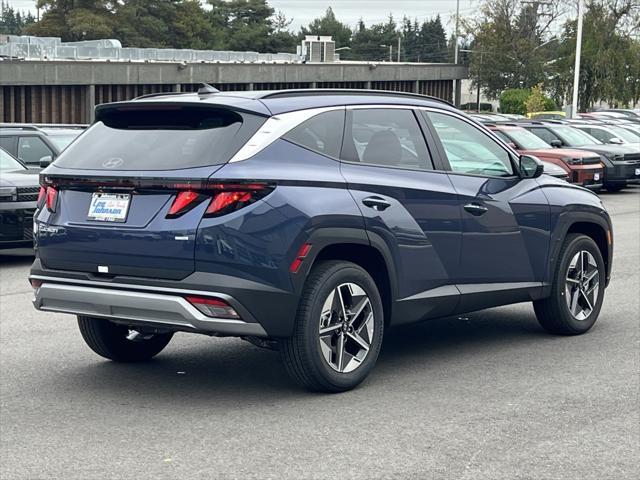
463 203 489 216
362 196 391 211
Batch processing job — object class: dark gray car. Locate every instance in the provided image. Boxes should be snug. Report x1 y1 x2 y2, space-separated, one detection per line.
0 147 39 248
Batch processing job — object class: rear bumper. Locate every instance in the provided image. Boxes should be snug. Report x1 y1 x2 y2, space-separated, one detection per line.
31 277 269 337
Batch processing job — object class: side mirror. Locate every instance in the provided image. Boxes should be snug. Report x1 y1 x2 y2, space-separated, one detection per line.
519 154 544 179
550 139 562 148
507 142 518 150
39 155 53 168
608 137 623 144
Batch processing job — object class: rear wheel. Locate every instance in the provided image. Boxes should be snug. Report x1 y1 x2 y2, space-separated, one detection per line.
280 261 384 392
77 316 173 362
533 234 605 335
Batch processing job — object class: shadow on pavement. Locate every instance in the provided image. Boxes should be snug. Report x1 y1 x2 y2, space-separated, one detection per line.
52 307 549 403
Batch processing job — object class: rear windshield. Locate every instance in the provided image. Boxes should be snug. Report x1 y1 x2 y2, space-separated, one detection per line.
54 106 248 170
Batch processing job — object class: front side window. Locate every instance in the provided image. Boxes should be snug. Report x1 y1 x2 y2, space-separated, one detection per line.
427 112 514 177
552 126 601 147
0 148 26 171
17 136 53 164
341 108 432 170
283 110 344 158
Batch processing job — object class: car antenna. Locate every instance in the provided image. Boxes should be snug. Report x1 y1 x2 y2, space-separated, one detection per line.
198 83 219 95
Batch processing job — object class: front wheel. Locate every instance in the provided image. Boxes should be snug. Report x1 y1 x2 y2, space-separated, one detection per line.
280 261 384 392
77 316 174 362
533 234 606 335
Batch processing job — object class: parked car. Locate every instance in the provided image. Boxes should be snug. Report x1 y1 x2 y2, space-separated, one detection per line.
0 147 39 249
487 124 603 190
573 124 640 146
527 111 566 120
0 124 85 168
521 122 640 191
30 89 613 392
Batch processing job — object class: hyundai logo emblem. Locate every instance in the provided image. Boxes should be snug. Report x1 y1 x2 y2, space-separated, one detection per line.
102 158 124 169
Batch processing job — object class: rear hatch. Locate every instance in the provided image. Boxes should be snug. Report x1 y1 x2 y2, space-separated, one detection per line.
37 101 267 280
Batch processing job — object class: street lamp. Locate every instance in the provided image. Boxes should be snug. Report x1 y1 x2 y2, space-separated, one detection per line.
380 45 393 62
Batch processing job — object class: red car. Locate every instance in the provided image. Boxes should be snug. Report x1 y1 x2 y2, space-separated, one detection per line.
488 125 603 190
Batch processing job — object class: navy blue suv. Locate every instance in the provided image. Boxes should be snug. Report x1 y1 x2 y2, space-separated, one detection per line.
30 89 613 392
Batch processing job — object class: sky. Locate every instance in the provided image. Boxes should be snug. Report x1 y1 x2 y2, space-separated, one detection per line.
7 0 482 33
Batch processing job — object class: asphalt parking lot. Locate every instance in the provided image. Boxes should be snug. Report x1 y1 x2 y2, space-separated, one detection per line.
1 187 638 480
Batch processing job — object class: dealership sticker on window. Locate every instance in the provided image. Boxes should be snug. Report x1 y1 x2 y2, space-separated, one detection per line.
87 193 131 222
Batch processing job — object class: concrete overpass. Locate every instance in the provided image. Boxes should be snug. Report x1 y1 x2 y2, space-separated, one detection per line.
0 60 467 124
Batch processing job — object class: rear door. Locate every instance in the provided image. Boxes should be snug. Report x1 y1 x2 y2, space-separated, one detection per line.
422 110 550 301
339 106 462 323
36 103 265 280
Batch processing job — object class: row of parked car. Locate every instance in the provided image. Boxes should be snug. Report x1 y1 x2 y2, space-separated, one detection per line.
0 124 85 249
469 109 640 192
1 107 639 251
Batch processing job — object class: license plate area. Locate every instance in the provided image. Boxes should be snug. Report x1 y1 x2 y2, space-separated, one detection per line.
87 193 131 222
635 168 640 176
594 173 600 181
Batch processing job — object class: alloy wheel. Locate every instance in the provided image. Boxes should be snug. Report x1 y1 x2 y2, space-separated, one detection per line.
565 250 600 321
318 283 374 373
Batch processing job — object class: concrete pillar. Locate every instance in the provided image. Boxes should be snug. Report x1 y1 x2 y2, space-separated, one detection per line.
310 82 317 89
454 79 462 107
247 82 254 91
364 81 372 90
174 83 181 93
413 80 419 94
85 85 95 123
0 87 4 122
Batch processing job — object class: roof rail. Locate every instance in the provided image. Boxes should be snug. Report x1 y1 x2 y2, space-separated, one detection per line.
257 89 455 107
0 123 87 130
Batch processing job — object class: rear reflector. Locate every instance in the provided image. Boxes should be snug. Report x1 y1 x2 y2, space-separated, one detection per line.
37 186 46 206
29 278 43 289
185 296 240 319
290 242 312 273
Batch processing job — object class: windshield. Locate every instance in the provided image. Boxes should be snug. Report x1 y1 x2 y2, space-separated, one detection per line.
48 134 81 151
554 126 602 146
0 148 26 171
503 128 550 149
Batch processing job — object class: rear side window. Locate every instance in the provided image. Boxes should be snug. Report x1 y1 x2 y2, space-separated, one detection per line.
283 110 344 158
54 106 257 170
341 108 432 170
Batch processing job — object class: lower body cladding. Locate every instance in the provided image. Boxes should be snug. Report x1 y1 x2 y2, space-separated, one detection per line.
30 278 285 338
0 206 35 249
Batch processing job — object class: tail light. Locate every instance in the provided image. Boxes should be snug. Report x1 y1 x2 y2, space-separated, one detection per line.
167 191 207 218
37 186 46 206
185 296 240 319
45 186 58 212
166 182 271 219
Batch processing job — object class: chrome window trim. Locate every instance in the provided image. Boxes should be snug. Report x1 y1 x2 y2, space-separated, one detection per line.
228 106 345 163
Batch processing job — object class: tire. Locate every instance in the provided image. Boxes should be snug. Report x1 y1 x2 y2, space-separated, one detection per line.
77 316 174 362
280 260 384 393
533 234 606 335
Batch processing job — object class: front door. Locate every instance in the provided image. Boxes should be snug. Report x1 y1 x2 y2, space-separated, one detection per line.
423 110 551 309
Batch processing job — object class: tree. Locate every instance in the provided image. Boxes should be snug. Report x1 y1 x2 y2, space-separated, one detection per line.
499 88 530 115
0 1 36 35
299 7 352 52
27 0 115 41
525 83 550 113
464 0 567 99
552 0 640 110
351 16 398 61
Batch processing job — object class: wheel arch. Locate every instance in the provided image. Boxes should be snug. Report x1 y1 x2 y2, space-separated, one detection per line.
547 212 612 291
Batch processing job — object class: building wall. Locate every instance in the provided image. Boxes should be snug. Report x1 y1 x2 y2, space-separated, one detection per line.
0 61 467 123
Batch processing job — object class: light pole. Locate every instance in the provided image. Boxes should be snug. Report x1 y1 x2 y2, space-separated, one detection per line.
571 0 584 117
453 0 460 106
460 49 484 112
380 44 393 62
